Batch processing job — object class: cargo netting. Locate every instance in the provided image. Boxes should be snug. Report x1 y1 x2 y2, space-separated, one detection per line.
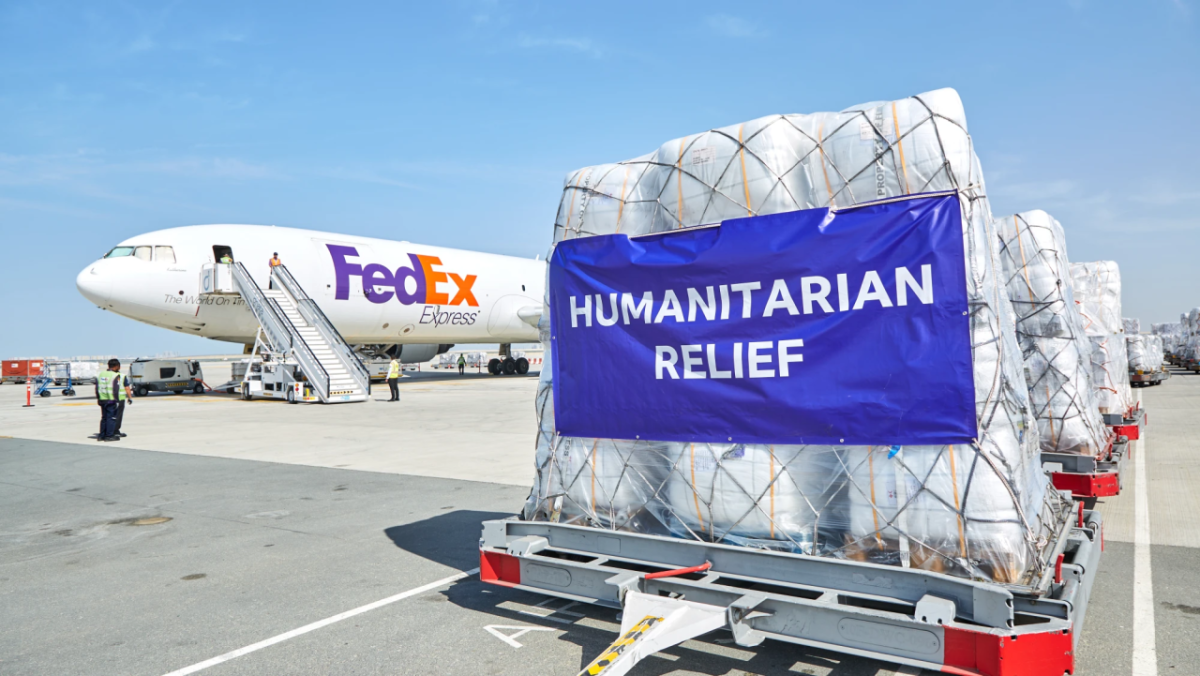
996 212 1110 457
1070 262 1134 416
525 88 1072 586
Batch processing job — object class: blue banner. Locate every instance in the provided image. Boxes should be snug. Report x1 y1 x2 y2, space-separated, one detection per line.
549 192 976 446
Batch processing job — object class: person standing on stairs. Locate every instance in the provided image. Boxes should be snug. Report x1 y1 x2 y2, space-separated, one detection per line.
268 252 282 289
387 357 401 402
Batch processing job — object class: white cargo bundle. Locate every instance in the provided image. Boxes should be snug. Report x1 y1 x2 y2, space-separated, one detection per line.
1070 262 1133 416
996 211 1108 457
527 88 1070 585
1153 322 1183 356
1184 308 1200 361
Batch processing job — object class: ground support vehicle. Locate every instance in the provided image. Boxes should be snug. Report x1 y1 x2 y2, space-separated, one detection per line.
33 362 76 397
480 503 1102 676
238 358 319 403
1104 407 1145 441
129 358 205 396
1044 435 1128 499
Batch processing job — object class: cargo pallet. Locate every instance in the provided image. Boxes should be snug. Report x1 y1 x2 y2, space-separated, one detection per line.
1044 435 1128 499
1130 369 1168 387
480 505 1102 676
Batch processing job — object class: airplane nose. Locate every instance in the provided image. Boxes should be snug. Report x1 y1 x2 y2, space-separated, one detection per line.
76 263 112 307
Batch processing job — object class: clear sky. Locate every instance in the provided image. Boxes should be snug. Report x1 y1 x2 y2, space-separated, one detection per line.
1 1 1196 358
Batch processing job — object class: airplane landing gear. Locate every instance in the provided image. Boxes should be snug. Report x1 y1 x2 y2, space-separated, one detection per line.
487 356 530 376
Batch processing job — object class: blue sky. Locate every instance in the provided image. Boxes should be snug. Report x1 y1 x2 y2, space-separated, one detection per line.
1 1 1196 357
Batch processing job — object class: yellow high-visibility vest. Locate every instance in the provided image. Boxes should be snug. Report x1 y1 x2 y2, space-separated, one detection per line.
387 361 401 379
97 370 118 401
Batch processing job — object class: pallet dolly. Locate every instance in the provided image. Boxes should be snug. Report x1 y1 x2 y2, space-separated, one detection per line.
33 362 76 398
480 500 1101 676
1044 434 1128 500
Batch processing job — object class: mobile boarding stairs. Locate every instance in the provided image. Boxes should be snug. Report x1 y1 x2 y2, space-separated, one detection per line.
200 262 369 403
481 503 1102 676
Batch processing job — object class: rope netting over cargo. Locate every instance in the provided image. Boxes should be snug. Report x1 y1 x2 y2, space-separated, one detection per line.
526 88 1072 587
1070 261 1134 416
996 211 1110 457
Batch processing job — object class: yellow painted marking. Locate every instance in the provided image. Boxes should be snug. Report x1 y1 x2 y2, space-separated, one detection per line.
578 615 663 676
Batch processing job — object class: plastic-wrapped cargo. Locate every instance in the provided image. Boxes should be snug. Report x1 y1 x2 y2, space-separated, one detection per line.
1123 318 1140 335
996 212 1109 457
1070 262 1134 416
1153 323 1182 356
527 88 1071 586
1183 308 1200 361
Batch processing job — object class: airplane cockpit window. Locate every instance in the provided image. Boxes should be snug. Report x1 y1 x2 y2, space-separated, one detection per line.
105 246 134 258
133 246 152 261
155 246 176 264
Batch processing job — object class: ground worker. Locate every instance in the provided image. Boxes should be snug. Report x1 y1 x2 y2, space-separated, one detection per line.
386 357 401 402
268 252 282 288
112 369 134 438
458 353 466 375
95 359 128 442
219 253 234 264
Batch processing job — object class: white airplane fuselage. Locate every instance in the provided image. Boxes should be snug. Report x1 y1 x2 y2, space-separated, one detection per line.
76 224 545 347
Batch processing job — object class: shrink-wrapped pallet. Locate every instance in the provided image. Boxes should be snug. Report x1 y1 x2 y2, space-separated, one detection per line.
996 212 1109 456
1153 323 1182 356
526 88 1070 585
1184 308 1200 361
1070 262 1134 416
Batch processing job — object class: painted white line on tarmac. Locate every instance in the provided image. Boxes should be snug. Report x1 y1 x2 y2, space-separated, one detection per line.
1132 390 1157 676
160 567 479 676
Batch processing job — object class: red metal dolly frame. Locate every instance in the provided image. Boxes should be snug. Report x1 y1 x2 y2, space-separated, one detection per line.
480 501 1102 676
1044 434 1128 499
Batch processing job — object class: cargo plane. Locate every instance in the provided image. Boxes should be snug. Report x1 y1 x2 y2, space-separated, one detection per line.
76 224 545 371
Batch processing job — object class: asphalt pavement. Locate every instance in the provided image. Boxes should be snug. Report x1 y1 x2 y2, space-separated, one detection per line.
0 370 1196 675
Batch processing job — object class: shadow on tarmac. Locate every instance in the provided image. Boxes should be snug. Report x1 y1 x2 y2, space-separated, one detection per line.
384 509 513 571
390 512 900 675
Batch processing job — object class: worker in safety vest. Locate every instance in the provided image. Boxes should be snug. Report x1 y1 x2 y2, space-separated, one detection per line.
386 358 401 402
268 252 282 288
219 253 233 264
95 358 129 441
113 370 134 438
457 353 466 375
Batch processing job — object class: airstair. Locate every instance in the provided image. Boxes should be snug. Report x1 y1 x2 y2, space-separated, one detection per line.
228 263 370 403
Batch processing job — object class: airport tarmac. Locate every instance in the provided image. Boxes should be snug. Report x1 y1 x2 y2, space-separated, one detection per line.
1 367 1198 675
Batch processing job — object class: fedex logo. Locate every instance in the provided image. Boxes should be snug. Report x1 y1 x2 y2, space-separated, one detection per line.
327 245 478 307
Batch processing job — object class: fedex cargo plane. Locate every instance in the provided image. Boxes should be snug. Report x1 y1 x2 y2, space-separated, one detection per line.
76 224 545 364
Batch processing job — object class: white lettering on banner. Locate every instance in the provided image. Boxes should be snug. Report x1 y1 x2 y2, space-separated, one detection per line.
853 270 893 310
622 292 653 324
654 341 804 380
654 290 685 323
682 345 705 379
896 264 933 306
687 287 717 322
595 293 619 327
729 282 761 319
764 280 799 317
570 295 592 328
566 265 935 328
656 346 679 379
